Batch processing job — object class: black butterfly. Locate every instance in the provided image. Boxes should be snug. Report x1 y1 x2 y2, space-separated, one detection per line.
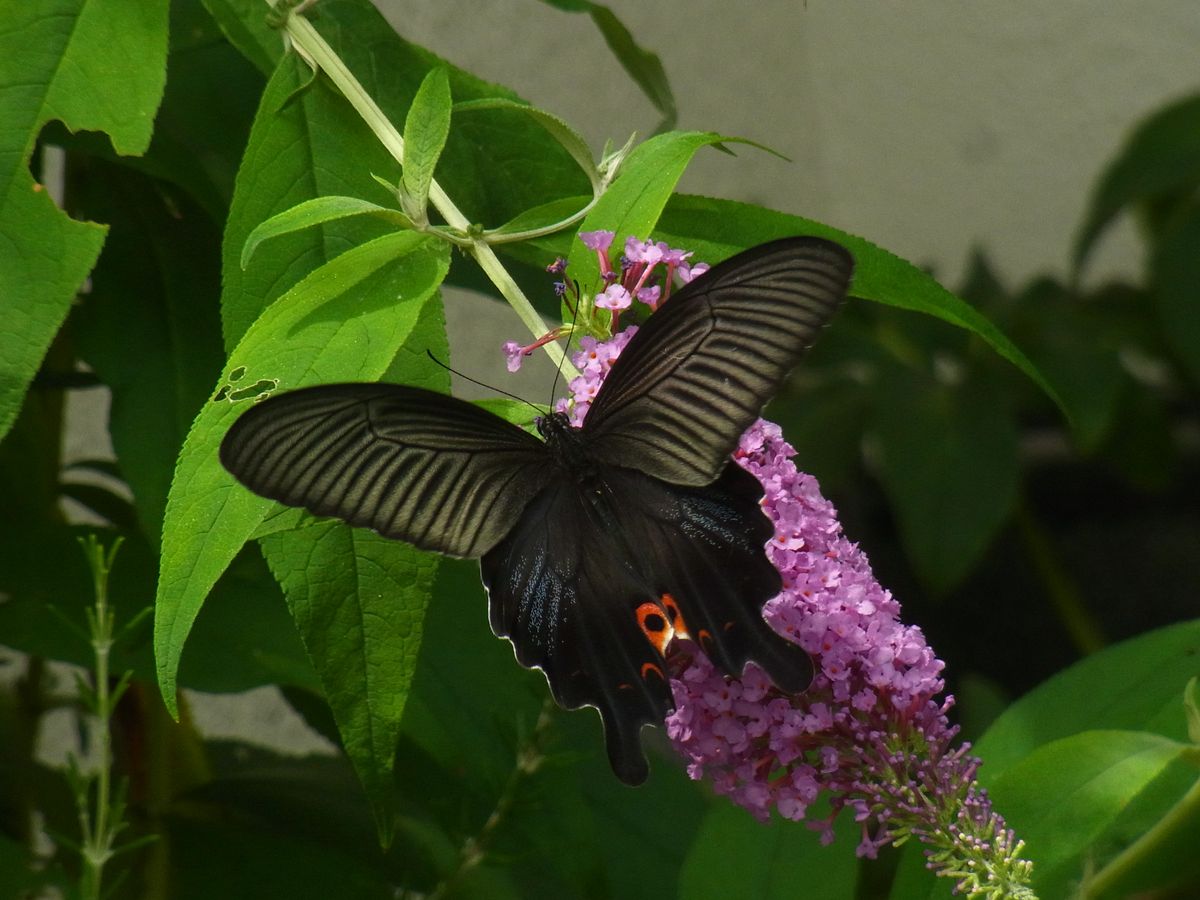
220 236 853 783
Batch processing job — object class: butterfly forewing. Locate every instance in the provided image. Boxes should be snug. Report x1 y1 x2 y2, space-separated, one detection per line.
582 237 853 486
220 383 552 558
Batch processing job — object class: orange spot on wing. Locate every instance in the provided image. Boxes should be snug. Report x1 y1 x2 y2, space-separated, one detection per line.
659 593 691 639
635 601 674 654
640 662 665 681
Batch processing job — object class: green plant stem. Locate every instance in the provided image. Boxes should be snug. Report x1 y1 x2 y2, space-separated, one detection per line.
1083 762 1200 898
280 8 579 378
78 537 123 900
428 700 555 899
1014 499 1106 656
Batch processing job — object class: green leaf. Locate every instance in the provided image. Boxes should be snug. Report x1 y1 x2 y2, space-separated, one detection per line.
974 619 1200 774
539 0 677 131
472 398 542 430
565 131 743 289
988 731 1187 899
455 98 598 191
587 4 677 130
154 232 449 717
1073 94 1200 273
0 0 170 441
653 194 1067 417
871 367 1020 592
200 0 282 76
680 803 860 899
261 523 438 847
1151 204 1200 390
241 196 413 269
486 195 593 241
401 67 452 223
73 165 225 545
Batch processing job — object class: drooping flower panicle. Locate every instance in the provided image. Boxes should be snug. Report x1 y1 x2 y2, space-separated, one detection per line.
533 233 1037 899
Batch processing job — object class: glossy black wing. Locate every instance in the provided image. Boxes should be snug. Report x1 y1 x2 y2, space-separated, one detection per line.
582 237 853 485
480 460 810 784
220 383 553 558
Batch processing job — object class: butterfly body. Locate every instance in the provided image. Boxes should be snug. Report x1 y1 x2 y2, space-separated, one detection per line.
220 236 854 783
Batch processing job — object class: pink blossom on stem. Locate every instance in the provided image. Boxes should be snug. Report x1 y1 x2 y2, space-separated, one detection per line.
501 340 528 373
594 284 632 311
579 230 616 281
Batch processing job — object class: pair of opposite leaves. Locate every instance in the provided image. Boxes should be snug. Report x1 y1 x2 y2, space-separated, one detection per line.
220 236 854 784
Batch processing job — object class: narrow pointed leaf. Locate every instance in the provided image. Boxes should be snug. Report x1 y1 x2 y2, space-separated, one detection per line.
401 67 452 222
455 98 598 191
539 0 676 130
241 196 413 269
260 523 438 847
565 131 747 289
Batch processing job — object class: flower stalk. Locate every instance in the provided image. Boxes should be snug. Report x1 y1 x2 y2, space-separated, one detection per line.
67 536 147 900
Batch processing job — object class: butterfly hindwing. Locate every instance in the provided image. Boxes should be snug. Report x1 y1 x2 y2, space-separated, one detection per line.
480 475 675 785
582 237 853 485
606 462 812 694
220 383 553 558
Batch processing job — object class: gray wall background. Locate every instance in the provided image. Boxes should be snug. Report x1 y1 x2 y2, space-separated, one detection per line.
390 0 1197 287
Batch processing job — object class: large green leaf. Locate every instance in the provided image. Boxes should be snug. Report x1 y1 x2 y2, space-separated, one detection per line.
989 731 1189 899
0 0 169 441
680 803 860 899
1073 93 1200 273
974 619 1200 773
74 165 225 544
871 367 1020 592
653 195 1065 416
261 524 438 846
154 232 449 717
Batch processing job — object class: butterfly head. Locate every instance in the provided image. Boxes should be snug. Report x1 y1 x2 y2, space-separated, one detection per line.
534 410 572 441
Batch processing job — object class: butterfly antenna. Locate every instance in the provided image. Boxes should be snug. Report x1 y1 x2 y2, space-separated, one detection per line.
548 279 583 406
424 351 545 418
